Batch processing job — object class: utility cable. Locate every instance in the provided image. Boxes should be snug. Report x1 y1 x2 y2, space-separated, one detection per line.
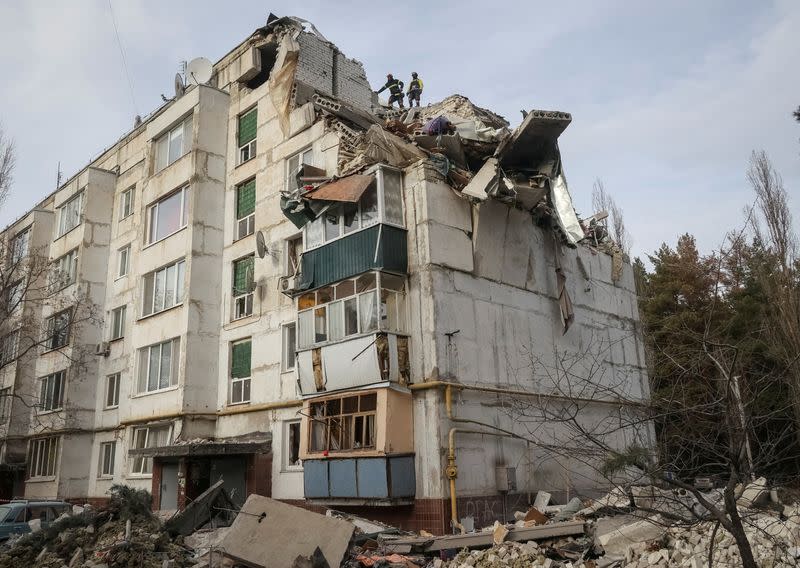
107 0 138 115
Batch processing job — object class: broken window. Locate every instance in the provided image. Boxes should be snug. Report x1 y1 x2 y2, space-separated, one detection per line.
154 116 192 173
237 107 257 164
286 148 315 193
285 420 301 469
130 425 172 475
50 248 78 292
45 309 71 350
296 272 407 348
285 235 303 276
380 168 403 226
9 228 30 264
308 392 377 453
281 323 296 372
230 339 252 405
39 371 65 412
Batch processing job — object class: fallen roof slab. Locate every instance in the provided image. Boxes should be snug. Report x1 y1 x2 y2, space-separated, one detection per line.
495 110 571 170
220 494 355 568
383 519 585 553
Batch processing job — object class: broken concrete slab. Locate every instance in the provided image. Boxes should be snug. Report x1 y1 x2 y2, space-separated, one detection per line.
737 476 768 508
461 158 498 201
220 495 355 568
534 491 552 511
597 516 665 556
495 109 571 171
165 479 236 537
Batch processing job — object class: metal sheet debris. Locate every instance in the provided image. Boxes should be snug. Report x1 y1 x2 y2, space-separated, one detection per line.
306 174 375 203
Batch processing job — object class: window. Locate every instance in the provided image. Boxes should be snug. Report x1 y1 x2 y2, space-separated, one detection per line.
281 323 296 372
50 249 78 291
309 393 377 453
147 186 189 243
232 255 254 320
137 338 180 394
154 116 192 172
297 273 406 348
6 280 22 313
45 309 71 350
120 187 135 219
130 425 171 475
117 245 130 277
110 306 126 340
0 330 19 366
230 339 251 404
285 235 303 277
0 387 10 424
29 436 59 478
235 179 256 240
286 148 314 193
9 228 30 264
57 192 83 237
304 184 379 249
105 373 120 408
141 259 185 317
99 441 115 477
284 420 301 469
39 371 65 412
238 107 257 164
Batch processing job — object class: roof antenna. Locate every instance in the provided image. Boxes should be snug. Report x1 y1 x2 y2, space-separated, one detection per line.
56 162 62 189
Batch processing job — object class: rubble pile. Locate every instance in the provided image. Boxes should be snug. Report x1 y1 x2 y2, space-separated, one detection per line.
0 486 191 568
440 539 592 568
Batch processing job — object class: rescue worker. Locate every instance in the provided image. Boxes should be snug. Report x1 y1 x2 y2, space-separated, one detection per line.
376 74 405 108
406 72 423 107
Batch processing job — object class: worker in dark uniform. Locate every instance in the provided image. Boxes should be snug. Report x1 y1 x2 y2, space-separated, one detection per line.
376 74 405 108
406 72 423 107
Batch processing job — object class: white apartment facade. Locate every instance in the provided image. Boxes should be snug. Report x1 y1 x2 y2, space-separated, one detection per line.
0 15 649 534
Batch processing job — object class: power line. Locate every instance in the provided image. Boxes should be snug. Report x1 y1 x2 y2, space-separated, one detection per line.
107 0 138 115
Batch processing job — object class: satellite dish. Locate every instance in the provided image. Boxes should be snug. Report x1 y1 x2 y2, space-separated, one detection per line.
186 57 213 86
256 231 268 259
174 73 186 98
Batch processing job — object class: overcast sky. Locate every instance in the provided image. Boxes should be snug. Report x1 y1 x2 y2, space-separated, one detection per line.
0 0 798 260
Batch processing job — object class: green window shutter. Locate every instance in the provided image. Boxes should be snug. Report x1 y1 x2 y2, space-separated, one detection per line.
237 180 256 219
233 256 254 293
238 108 257 147
231 340 252 378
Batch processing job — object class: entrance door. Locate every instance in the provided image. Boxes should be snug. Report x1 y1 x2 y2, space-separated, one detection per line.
160 463 179 510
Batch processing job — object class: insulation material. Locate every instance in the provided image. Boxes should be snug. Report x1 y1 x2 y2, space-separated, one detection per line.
306 174 375 203
551 173 585 245
341 125 426 175
268 35 300 136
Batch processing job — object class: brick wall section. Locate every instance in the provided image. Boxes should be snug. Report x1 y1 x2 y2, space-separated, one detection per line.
295 32 374 114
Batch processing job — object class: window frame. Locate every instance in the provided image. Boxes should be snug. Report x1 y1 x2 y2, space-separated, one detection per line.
302 165 404 251
229 338 252 405
9 228 31 264
308 392 378 454
0 330 19 367
281 322 296 372
50 248 79 292
140 258 186 318
110 305 126 341
130 424 172 476
146 186 190 245
44 308 72 351
232 255 255 320
28 436 59 479
234 178 256 241
237 107 258 165
296 272 407 349
283 419 302 470
117 245 131 278
105 373 120 409
284 234 303 277
154 116 192 173
120 187 135 220
0 387 10 424
39 371 66 413
285 147 315 194
56 192 84 238
99 441 116 478
136 338 180 395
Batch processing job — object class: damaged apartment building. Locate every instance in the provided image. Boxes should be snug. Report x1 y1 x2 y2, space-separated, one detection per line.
0 15 648 534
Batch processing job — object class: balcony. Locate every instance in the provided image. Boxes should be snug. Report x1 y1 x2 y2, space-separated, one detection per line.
303 455 415 504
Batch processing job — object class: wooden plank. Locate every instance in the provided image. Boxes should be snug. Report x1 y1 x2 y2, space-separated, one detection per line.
383 520 585 552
